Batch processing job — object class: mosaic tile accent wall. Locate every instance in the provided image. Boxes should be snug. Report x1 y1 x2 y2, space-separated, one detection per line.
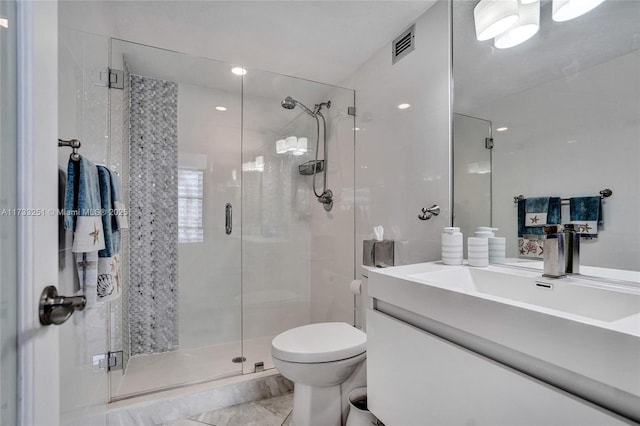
128 74 179 355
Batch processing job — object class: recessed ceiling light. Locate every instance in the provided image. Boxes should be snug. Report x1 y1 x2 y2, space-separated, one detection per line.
496 127 509 132
216 106 227 111
0 18 8 28
353 127 360 131
397 103 411 110
231 67 247 76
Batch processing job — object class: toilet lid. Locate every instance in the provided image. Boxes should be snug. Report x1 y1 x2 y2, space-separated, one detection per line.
272 322 366 363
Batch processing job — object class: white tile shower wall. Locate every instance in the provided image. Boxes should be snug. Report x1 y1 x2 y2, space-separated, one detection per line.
346 1 451 329
482 51 640 271
241 96 313 351
176 83 243 350
309 87 356 325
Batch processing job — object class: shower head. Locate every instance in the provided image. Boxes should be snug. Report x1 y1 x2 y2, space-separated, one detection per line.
281 96 315 117
281 96 296 110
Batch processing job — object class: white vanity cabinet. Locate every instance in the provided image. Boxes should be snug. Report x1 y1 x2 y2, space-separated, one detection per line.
367 310 632 426
365 262 640 426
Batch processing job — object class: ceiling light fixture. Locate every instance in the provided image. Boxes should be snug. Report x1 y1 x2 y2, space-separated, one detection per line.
496 127 509 132
552 0 606 22
276 139 287 154
474 0 520 41
215 106 227 111
231 67 247 76
494 0 540 49
397 103 411 110
0 18 8 28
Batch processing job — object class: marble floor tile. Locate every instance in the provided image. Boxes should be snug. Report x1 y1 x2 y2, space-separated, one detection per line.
162 418 205 426
185 393 293 426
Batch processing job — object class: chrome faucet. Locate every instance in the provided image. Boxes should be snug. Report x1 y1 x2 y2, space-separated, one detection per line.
563 224 581 274
542 225 566 278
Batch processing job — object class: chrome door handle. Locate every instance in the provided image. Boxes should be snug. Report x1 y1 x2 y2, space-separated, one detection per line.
225 203 232 235
39 285 86 326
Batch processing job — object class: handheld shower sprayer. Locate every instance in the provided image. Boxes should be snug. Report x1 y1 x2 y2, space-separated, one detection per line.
281 95 333 211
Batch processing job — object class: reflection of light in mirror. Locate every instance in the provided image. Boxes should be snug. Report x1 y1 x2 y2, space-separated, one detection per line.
552 0 606 22
398 103 411 109
494 1 540 49
474 0 519 41
567 140 577 144
496 127 509 132
231 67 247 76
467 161 491 174
353 127 360 131
0 18 8 28
215 106 227 111
242 156 264 172
232 169 237 180
276 139 286 154
293 137 307 156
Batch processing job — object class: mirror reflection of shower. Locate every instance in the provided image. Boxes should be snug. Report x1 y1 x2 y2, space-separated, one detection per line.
281 96 333 211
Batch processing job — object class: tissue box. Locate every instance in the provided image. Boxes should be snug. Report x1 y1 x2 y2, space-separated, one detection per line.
363 240 394 267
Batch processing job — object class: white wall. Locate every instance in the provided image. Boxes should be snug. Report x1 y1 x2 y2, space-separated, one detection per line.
483 51 640 271
309 87 356 325
348 0 451 328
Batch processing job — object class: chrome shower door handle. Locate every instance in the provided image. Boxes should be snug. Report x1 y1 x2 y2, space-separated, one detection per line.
225 203 232 235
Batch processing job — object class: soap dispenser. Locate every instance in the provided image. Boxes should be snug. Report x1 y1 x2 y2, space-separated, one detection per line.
442 227 463 265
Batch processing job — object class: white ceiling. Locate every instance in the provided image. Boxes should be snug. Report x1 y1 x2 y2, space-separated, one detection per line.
59 0 437 86
453 0 640 114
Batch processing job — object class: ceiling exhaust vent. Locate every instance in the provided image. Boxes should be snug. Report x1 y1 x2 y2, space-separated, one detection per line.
392 24 415 65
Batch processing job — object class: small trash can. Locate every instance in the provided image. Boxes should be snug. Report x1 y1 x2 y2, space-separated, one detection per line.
346 387 378 426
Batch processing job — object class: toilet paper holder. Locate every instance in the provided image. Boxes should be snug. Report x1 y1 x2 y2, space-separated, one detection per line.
363 240 394 268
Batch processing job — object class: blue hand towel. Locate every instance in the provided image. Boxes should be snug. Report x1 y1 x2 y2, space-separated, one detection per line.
517 197 561 258
64 156 106 253
97 165 116 258
570 196 602 238
96 165 125 303
518 197 561 237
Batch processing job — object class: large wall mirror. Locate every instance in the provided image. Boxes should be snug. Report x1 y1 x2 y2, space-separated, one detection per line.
453 0 639 280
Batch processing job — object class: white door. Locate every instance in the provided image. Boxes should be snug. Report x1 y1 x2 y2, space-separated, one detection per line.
16 1 64 424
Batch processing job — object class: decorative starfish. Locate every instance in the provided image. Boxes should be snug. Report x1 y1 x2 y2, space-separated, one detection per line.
581 223 593 233
530 215 540 224
90 222 100 245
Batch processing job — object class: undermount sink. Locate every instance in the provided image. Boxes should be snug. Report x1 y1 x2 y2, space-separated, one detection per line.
367 261 640 421
408 266 640 324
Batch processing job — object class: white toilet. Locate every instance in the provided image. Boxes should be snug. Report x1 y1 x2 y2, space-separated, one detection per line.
272 322 367 426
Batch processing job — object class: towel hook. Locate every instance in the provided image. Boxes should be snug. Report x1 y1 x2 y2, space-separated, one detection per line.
58 138 81 161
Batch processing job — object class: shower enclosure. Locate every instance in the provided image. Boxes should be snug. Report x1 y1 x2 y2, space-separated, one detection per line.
57 30 355 419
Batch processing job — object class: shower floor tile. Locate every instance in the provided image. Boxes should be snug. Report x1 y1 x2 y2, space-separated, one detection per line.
112 336 276 398
161 393 293 426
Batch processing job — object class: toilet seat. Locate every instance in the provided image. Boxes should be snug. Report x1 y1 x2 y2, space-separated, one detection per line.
272 322 366 363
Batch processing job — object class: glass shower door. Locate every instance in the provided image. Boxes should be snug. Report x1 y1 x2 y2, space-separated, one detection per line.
108 40 243 399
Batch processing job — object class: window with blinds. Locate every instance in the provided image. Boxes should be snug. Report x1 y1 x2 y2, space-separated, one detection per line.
178 169 204 243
